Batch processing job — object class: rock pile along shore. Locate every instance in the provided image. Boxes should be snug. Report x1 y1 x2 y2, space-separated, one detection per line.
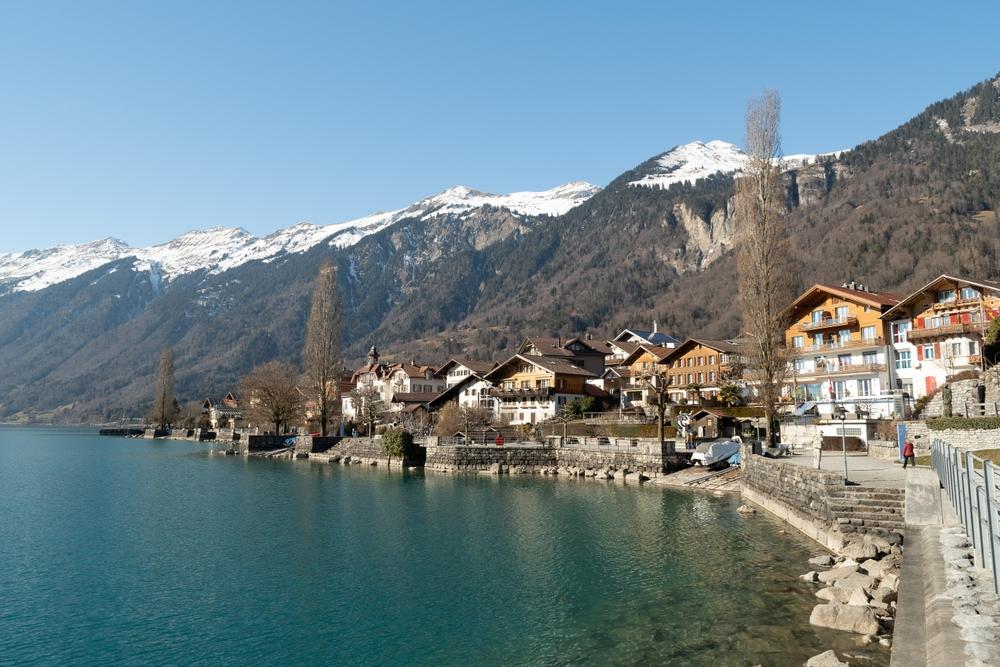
799 532 902 665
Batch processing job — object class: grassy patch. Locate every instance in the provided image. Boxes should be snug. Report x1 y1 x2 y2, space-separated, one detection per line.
912 448 1000 470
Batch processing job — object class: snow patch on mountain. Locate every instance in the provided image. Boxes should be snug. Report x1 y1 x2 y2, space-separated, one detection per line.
0 181 599 293
629 140 841 189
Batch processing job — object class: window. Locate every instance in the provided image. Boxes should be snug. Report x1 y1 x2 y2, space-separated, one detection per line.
793 358 806 372
891 321 910 343
950 342 962 356
971 340 979 355
895 350 912 370
833 381 847 400
858 379 873 397
923 344 936 360
521 380 530 389
861 325 877 341
960 287 979 300
697 372 704 383
838 329 851 344
936 289 956 303
838 354 851 367
811 310 824 324
539 379 549 389
709 372 716 381
687 373 693 383
835 305 849 320
814 333 825 347
709 355 716 364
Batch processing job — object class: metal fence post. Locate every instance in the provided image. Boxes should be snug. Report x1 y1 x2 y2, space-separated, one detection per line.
967 451 979 561
984 460 999 594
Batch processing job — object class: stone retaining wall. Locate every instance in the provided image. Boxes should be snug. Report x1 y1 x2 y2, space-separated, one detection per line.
920 375 1000 418
868 439 900 460
423 441 686 476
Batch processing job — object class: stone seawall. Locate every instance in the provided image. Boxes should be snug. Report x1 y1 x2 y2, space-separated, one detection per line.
741 450 905 553
423 441 687 477
307 437 420 468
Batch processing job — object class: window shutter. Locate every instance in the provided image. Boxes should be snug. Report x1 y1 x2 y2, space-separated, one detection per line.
916 345 924 361
934 342 942 358
950 313 959 325
961 312 972 324
917 317 925 329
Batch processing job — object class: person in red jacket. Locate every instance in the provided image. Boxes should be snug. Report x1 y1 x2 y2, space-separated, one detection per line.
902 439 916 469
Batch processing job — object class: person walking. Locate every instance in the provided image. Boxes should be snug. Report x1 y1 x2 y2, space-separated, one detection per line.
902 439 916 469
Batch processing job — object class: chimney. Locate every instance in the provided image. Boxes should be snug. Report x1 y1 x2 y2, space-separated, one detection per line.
848 281 856 290
586 332 593 340
653 320 658 334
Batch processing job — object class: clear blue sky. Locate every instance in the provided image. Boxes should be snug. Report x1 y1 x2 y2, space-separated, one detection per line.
1 1 998 252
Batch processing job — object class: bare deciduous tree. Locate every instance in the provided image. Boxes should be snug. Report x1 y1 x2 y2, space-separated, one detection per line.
641 369 674 453
351 385 385 437
240 361 303 434
303 260 342 436
151 347 179 428
734 90 792 446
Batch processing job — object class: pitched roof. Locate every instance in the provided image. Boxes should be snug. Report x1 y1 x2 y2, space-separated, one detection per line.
659 338 742 364
787 283 901 317
390 392 440 404
621 344 676 366
612 328 680 346
564 337 614 355
484 353 597 380
519 337 575 357
434 358 498 377
880 274 1000 320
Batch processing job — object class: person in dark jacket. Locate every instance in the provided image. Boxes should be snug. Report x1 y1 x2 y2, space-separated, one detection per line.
902 439 916 469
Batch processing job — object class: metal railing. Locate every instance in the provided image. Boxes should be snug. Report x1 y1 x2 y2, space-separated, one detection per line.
931 439 1000 594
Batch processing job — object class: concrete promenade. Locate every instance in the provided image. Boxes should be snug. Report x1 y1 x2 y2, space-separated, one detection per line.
782 450 908 489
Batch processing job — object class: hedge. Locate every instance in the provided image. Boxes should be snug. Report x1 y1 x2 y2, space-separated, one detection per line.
927 417 1000 431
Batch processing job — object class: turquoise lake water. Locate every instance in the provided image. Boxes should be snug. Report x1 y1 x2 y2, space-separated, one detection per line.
0 427 887 665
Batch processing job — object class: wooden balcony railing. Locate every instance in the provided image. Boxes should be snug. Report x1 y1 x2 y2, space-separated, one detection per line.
788 337 885 356
906 322 985 341
799 315 858 331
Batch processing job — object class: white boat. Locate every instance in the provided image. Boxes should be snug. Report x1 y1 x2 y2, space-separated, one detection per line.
691 437 742 467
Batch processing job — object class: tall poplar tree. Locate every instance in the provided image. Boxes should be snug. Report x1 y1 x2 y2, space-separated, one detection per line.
303 260 342 436
151 347 178 428
734 90 792 446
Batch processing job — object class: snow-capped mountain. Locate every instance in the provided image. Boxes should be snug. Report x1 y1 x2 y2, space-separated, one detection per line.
0 181 599 294
628 140 839 189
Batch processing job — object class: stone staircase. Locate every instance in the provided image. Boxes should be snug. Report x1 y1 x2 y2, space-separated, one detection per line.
827 487 906 535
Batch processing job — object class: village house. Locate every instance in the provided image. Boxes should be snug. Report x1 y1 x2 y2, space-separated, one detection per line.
427 359 498 413
616 343 676 409
484 354 596 424
517 336 610 377
881 275 1000 399
202 392 241 429
607 322 679 363
783 282 900 418
342 344 443 419
686 408 756 440
659 339 742 404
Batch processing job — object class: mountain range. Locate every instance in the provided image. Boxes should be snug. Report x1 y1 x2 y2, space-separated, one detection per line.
2 72 999 422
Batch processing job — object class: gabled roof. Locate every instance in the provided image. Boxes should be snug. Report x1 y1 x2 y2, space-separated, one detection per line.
607 340 641 356
518 337 575 357
390 392 439 404
387 362 436 379
787 283 901 319
612 328 680 347
427 374 490 408
620 343 676 366
659 338 741 364
484 353 597 380
434 358 498 378
880 274 1000 321
564 337 614 355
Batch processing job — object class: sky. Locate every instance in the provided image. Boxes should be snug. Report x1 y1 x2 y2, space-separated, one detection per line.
1 1 999 253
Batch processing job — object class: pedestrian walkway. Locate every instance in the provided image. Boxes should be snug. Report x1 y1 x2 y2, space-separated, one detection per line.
781 450 909 489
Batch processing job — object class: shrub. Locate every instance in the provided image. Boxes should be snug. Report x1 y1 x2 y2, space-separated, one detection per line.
927 417 1000 431
381 428 415 458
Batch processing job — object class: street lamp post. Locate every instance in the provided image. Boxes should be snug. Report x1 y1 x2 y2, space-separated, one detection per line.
837 408 849 485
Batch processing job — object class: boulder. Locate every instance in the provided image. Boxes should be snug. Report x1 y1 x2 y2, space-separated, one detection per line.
809 555 836 568
847 587 871 606
805 650 849 667
809 604 880 635
870 587 897 604
842 540 879 560
816 587 853 604
800 571 819 583
833 573 876 590
817 565 859 583
737 504 756 514
880 573 900 592
859 559 887 578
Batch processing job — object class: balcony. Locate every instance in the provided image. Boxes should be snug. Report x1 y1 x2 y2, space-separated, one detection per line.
798 362 888 377
906 322 985 341
490 387 555 400
929 297 989 313
788 337 885 356
799 315 858 331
